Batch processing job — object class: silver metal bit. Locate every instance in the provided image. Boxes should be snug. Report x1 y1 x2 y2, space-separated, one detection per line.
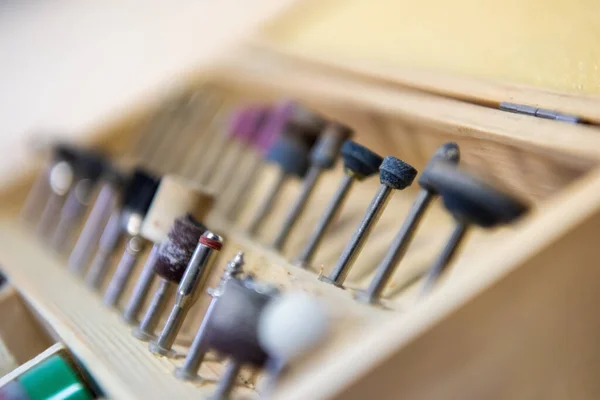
132 278 176 341
68 181 119 275
84 211 123 290
272 123 352 251
211 359 241 400
247 170 287 235
358 143 460 303
149 231 223 356
175 252 245 381
121 243 160 325
420 223 468 296
271 165 322 250
295 174 353 268
358 190 433 303
36 161 74 238
320 156 417 287
103 236 147 307
51 178 95 253
320 184 392 286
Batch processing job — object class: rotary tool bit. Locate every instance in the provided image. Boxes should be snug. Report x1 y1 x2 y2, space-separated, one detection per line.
358 143 460 304
132 216 207 341
35 146 78 237
149 231 223 356
174 252 246 381
68 166 126 275
203 277 279 399
295 140 383 267
104 175 214 309
85 169 159 289
247 134 312 236
119 176 214 321
419 162 529 295
22 144 75 226
272 121 353 251
320 156 417 287
51 150 106 253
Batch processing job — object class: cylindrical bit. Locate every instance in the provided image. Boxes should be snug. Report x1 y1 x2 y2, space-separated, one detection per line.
36 161 74 237
358 143 460 303
418 161 528 294
51 151 105 252
84 210 123 290
24 144 77 226
358 189 433 302
212 360 241 400
149 231 223 356
134 216 206 341
121 243 160 325
175 252 245 381
271 122 352 251
247 135 312 235
295 140 383 267
205 278 279 366
320 156 417 287
68 178 121 275
103 235 147 307
132 278 175 341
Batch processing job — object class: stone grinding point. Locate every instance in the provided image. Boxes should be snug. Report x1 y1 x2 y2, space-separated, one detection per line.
265 135 312 178
379 156 418 190
154 215 207 283
426 162 529 228
341 140 383 179
203 278 279 367
419 142 461 191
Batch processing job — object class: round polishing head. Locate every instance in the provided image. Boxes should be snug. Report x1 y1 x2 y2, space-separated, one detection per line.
341 140 383 179
204 278 278 366
154 215 207 283
256 101 295 154
121 168 160 216
310 122 354 169
419 142 461 191
426 162 529 227
379 156 418 190
258 292 328 362
265 134 312 178
228 106 267 144
140 175 214 243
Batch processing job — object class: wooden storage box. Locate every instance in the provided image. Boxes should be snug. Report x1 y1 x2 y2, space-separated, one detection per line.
1 2 600 398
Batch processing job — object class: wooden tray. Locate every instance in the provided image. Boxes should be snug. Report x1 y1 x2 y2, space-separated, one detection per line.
2 8 600 399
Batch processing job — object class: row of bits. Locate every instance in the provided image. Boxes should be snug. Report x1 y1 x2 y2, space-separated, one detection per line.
202 100 531 305
19 92 334 398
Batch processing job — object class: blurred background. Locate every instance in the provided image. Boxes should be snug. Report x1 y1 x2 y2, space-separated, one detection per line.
1 0 598 185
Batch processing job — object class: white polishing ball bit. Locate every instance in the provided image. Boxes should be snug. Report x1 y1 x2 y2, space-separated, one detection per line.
258 292 329 381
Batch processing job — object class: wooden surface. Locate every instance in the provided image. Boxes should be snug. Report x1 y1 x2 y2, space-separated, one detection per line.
260 0 600 96
3 56 600 398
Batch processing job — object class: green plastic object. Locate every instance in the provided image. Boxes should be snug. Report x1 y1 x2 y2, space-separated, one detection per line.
18 355 91 400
